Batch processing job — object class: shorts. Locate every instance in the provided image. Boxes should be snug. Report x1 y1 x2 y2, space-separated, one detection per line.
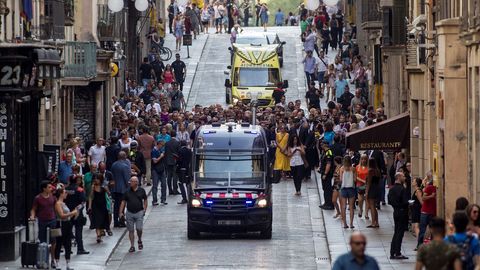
202 20 209 26
126 210 144 232
215 18 222 26
317 71 325 83
38 219 56 243
340 187 356 198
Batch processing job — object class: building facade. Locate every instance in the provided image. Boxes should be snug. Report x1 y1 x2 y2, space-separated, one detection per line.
407 0 480 219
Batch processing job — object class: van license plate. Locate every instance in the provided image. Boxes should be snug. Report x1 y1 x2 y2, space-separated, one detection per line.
217 220 241 225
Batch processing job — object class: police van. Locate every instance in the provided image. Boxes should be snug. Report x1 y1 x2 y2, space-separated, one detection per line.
187 122 272 239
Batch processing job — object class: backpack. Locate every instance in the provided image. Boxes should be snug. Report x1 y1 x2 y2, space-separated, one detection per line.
315 18 323 30
448 235 475 270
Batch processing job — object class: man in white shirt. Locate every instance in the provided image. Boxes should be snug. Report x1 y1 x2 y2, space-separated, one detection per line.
146 100 161 115
88 138 106 167
316 50 329 86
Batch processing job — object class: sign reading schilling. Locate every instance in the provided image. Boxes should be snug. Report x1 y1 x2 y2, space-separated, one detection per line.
0 102 8 219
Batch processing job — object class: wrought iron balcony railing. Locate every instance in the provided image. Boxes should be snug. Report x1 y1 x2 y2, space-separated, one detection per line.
62 42 97 79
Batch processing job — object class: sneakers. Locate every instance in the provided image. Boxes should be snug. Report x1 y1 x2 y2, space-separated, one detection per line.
177 199 188 204
161 200 168 205
152 201 159 206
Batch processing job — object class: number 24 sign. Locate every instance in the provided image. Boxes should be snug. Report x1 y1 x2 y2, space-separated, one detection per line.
0 64 21 87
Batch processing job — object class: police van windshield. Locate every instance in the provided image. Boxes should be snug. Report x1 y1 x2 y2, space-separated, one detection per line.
233 67 280 87
194 153 265 187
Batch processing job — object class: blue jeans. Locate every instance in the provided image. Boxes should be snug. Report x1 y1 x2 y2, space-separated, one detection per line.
418 213 433 247
152 169 167 203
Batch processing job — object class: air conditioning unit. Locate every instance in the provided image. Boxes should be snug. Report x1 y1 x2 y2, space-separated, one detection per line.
380 0 393 7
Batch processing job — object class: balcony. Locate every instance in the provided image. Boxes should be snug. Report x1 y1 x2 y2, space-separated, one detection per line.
97 4 126 42
62 42 97 80
64 0 74 26
361 0 382 30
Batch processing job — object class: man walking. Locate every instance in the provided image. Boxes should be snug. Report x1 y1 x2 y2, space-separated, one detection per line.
58 152 73 184
119 176 148 253
165 130 181 195
417 176 437 248
176 140 191 204
151 140 168 205
333 232 380 270
137 126 155 186
319 141 334 210
87 137 106 167
65 175 90 255
171 53 187 91
416 217 462 270
303 50 317 87
111 151 131 227
275 9 284 26
388 171 409 260
128 141 146 185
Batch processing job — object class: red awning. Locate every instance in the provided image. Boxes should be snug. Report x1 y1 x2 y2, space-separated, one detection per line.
346 112 410 151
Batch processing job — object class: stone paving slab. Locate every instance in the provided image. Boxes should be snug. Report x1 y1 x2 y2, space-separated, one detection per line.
314 171 417 269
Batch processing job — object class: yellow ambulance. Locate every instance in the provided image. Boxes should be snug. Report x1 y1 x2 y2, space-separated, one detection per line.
224 44 288 107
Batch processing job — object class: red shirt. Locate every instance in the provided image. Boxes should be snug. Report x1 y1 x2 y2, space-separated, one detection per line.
33 194 56 222
421 183 436 215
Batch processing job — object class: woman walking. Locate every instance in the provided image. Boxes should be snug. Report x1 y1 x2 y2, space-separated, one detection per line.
54 188 78 270
356 154 369 219
162 64 175 91
287 134 305 196
201 5 211 34
273 124 290 182
410 177 423 246
173 14 184 51
340 156 356 229
88 176 110 243
366 158 381 228
259 3 269 32
332 156 343 218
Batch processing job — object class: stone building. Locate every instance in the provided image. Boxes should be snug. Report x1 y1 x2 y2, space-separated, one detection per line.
407 0 480 218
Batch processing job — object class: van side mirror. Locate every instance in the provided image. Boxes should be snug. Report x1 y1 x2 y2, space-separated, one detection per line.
283 80 289 88
228 47 233 51
281 41 286 45
225 79 232 87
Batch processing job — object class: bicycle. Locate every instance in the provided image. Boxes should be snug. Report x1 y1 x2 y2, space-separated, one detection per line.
151 41 173 62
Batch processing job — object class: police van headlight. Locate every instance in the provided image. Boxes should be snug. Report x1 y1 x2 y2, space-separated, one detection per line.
256 198 268 208
191 198 202 208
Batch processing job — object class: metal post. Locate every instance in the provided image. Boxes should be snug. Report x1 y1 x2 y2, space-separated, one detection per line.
187 45 190 58
252 101 256 126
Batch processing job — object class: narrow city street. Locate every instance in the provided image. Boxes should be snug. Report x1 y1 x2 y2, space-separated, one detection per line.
106 179 327 270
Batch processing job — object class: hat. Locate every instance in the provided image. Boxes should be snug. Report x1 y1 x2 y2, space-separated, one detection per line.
130 141 138 148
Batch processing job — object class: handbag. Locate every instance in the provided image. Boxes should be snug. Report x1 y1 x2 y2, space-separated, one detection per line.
51 222 62 238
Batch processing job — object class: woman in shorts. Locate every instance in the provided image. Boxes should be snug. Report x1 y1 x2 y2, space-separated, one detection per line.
340 156 356 229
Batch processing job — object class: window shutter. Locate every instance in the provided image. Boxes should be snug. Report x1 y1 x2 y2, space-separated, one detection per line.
52 0 65 40
391 0 406 45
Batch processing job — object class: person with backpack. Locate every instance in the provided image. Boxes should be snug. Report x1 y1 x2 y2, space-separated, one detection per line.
445 211 480 270
416 217 462 270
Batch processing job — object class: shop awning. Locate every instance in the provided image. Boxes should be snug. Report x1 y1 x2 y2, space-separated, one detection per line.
346 112 410 151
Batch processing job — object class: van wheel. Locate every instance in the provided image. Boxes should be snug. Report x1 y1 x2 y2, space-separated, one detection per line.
260 224 272 239
187 220 200 239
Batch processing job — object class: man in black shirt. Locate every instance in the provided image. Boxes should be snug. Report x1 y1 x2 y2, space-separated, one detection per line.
139 57 154 87
337 86 354 113
305 82 321 109
167 0 175 33
319 141 335 210
119 176 147 253
388 172 409 260
65 175 90 255
171 54 187 91
105 136 121 171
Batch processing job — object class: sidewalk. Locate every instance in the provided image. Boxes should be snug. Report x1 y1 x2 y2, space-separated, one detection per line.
314 172 417 270
0 185 153 270
162 31 209 109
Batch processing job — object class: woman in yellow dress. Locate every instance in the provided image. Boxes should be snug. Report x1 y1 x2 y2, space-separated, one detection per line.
273 124 291 181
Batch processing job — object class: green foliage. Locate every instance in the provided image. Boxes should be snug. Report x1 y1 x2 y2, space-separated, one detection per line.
264 0 301 25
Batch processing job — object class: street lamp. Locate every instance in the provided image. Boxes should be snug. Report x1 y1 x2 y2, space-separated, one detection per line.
108 0 150 12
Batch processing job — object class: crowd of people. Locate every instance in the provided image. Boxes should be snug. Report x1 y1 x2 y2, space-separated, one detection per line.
25 2 480 270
